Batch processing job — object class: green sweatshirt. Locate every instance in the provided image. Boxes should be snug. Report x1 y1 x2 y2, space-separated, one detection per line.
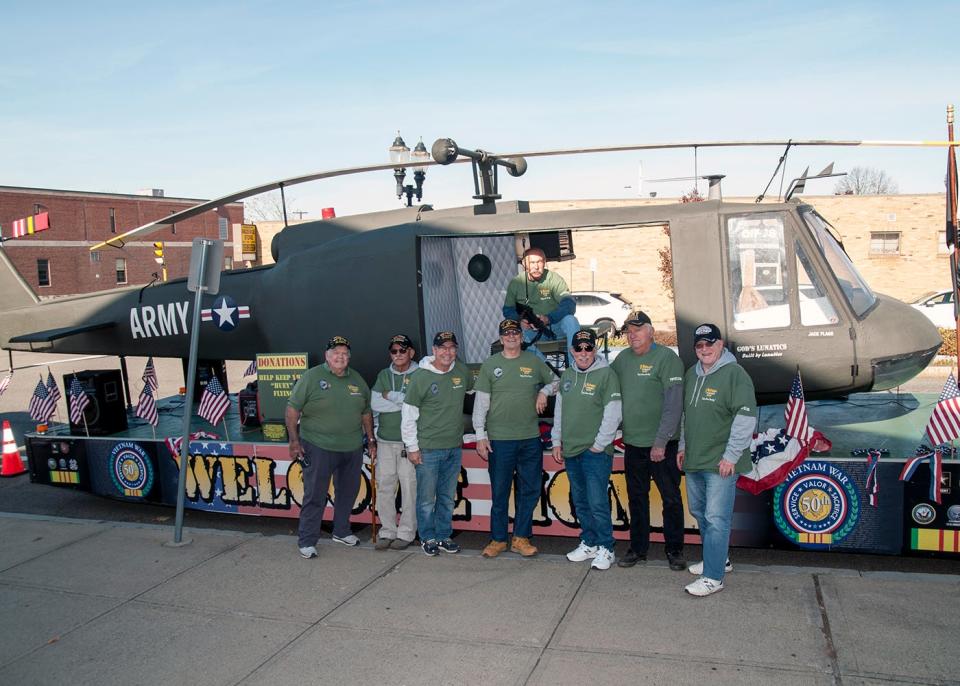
287 364 371 451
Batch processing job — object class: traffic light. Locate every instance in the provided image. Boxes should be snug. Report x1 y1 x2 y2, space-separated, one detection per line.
153 241 164 264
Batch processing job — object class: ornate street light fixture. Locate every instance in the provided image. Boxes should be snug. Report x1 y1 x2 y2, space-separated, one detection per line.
390 132 429 206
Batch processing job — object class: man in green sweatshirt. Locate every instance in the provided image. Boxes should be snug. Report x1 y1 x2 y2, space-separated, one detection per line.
678 323 756 597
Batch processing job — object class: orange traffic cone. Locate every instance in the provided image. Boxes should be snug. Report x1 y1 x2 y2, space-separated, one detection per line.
1 420 26 477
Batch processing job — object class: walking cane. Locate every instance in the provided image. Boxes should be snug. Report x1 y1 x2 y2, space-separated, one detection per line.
369 442 378 544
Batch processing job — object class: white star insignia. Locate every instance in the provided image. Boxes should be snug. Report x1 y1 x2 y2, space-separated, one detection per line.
213 300 237 327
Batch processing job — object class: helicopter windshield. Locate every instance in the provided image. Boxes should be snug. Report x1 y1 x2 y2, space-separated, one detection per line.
801 209 877 317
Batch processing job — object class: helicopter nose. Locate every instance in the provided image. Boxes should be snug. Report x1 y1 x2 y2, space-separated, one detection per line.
862 294 943 391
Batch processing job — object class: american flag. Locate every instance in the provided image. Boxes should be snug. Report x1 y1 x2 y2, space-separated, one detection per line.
244 360 257 377
142 357 159 393
164 430 219 459
198 375 230 426
0 373 11 397
46 371 62 407
28 378 57 423
784 370 809 443
924 373 960 447
135 385 158 427
68 378 90 425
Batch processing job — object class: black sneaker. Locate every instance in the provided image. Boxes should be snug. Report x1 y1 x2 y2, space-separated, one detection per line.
437 539 461 554
666 551 687 571
617 549 646 568
421 539 439 557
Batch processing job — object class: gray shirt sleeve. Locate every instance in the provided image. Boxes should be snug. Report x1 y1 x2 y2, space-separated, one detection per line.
653 384 684 448
721 413 757 464
551 395 563 443
472 390 491 440
592 399 623 452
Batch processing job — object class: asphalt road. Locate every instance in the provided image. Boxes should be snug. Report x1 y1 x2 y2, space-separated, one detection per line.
2 350 959 575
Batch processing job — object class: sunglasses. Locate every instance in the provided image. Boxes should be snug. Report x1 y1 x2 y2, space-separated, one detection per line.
389 347 408 354
573 344 595 352
694 340 717 350
501 330 521 337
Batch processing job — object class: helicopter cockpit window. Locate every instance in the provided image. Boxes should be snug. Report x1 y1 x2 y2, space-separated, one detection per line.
801 209 877 317
727 214 790 330
795 241 839 326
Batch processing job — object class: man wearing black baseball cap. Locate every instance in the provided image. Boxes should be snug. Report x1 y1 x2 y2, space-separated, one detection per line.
679 323 756 597
401 331 474 557
370 334 419 550
287 335 375 559
611 310 686 571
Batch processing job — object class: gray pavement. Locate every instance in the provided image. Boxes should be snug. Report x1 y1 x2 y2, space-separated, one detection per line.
0 513 957 685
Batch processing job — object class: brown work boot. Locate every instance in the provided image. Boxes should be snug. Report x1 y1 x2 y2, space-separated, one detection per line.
482 540 508 558
510 536 538 557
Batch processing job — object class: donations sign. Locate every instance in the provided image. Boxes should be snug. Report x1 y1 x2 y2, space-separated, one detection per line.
256 353 307 441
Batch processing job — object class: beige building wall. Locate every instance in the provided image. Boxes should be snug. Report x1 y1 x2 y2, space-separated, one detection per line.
529 194 949 330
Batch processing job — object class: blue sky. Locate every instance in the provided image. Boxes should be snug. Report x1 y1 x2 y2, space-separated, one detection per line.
1 1 957 217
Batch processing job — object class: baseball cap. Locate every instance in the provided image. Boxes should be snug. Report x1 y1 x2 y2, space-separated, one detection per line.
572 329 597 348
499 319 521 335
624 310 652 328
388 334 413 350
327 335 351 350
433 331 458 347
693 323 722 345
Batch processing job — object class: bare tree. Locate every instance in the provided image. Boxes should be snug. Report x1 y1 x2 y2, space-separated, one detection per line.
834 167 898 195
243 190 296 222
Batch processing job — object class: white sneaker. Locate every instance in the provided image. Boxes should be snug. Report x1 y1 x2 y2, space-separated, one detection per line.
687 559 732 576
591 547 615 570
685 577 724 597
566 541 598 562
299 545 318 559
333 534 360 547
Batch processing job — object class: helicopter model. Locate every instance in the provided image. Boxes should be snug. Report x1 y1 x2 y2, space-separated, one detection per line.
0 137 946 404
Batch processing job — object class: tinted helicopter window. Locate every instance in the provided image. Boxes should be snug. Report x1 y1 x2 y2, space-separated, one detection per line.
801 210 877 317
727 214 789 330
795 242 839 326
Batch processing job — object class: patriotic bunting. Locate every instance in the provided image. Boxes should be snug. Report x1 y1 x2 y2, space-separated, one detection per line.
164 431 220 459
737 427 831 495
900 448 944 504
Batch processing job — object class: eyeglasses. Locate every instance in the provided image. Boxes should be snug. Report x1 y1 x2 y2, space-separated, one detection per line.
389 348 408 354
501 330 521 337
694 341 717 350
574 344 595 352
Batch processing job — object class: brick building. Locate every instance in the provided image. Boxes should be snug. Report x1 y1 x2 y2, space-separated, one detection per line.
0 186 244 298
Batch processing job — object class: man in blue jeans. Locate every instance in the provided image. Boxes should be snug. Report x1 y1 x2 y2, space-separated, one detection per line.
678 323 756 597
550 329 622 571
473 319 556 558
401 331 474 556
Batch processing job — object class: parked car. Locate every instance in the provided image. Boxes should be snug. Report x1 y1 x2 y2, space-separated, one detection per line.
571 291 633 332
911 290 954 329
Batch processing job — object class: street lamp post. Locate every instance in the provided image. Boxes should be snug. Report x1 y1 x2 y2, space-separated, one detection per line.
390 133 429 206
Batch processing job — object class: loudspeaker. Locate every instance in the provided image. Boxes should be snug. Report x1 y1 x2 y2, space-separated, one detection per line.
238 382 260 427
182 359 228 403
63 369 128 436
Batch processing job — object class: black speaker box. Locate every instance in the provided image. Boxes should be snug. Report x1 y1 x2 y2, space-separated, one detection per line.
182 359 229 403
63 369 128 436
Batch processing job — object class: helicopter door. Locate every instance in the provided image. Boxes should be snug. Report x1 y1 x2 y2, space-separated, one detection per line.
724 212 853 400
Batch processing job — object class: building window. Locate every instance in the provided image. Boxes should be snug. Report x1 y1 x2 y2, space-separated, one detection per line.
869 231 900 255
224 257 233 270
90 251 101 263
37 259 50 287
116 258 127 284
33 203 42 215
109 208 116 234
218 216 229 240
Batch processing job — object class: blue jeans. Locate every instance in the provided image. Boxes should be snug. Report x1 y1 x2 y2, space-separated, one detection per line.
565 449 614 551
415 448 462 542
488 437 543 541
523 314 579 366
684 470 737 582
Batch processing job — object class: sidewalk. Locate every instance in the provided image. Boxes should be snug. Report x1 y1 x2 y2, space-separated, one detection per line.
0 513 957 685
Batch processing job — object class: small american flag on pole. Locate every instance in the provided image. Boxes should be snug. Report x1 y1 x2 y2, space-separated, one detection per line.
29 378 57 423
142 357 159 393
68 378 90 425
135 385 158 427
198 375 230 426
46 371 62 406
924 373 960 447
244 360 257 377
784 370 809 443
0 373 11 397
